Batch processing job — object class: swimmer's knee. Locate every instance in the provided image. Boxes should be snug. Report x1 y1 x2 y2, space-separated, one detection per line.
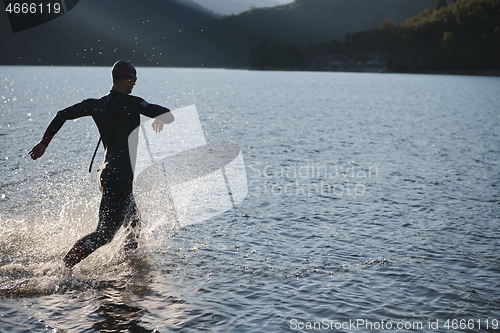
84 229 116 250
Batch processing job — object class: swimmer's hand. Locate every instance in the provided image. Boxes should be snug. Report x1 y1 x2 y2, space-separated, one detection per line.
151 119 164 133
28 142 47 160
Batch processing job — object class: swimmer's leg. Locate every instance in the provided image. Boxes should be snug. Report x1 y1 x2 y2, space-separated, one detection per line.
124 196 141 252
63 193 126 268
62 225 123 268
63 234 100 269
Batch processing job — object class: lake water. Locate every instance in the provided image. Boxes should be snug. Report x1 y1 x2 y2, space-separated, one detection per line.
0 66 499 332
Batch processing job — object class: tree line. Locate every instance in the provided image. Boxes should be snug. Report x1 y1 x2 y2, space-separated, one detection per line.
249 0 500 73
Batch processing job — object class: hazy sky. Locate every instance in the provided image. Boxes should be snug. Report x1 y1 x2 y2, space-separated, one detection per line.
189 0 295 15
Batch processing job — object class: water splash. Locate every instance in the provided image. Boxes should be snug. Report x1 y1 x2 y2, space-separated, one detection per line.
0 196 175 298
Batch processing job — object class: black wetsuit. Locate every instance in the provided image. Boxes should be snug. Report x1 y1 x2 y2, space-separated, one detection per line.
41 90 171 262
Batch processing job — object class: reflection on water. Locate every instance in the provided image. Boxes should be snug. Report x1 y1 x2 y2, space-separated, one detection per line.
1 67 500 332
94 303 151 333
93 290 155 333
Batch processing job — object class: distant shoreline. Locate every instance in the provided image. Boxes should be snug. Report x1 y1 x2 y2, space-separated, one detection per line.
306 68 500 77
2 64 499 77
246 66 500 77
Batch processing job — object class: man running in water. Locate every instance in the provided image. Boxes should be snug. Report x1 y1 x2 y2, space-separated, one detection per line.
28 60 174 268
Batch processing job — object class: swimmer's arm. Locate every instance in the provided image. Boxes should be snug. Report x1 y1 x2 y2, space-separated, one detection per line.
28 141 47 160
151 118 164 133
137 99 174 133
151 112 175 133
29 99 95 160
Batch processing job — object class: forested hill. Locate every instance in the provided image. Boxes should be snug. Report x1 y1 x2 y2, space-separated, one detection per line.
0 0 217 66
248 0 500 73
3 0 493 73
198 0 437 44
0 0 436 67
318 0 500 72
154 0 437 67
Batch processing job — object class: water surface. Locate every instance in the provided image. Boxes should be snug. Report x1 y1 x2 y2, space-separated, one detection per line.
1 67 499 332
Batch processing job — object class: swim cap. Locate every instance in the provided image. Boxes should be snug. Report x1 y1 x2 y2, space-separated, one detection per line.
112 60 137 80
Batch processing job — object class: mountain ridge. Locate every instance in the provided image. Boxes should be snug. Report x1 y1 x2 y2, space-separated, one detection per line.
250 0 500 73
151 0 437 67
1 0 438 67
0 0 217 65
